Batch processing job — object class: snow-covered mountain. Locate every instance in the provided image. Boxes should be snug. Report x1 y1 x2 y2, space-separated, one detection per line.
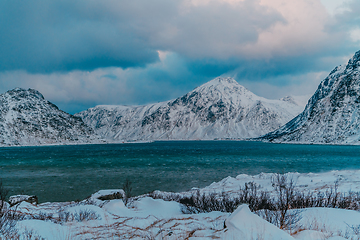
76 77 305 141
0 88 99 146
280 95 311 108
262 50 360 144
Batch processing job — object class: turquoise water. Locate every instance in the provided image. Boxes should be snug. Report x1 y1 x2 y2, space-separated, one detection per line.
1 141 360 202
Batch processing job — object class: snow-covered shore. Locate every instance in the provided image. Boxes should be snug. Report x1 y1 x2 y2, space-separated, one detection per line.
4 170 360 239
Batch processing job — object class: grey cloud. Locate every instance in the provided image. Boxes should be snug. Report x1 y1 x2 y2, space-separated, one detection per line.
0 49 355 115
333 0 360 27
151 0 285 59
0 53 211 113
185 51 346 86
1 0 360 114
0 0 284 73
0 0 163 73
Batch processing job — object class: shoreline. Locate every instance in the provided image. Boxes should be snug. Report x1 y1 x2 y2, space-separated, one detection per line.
8 169 360 204
3 138 360 148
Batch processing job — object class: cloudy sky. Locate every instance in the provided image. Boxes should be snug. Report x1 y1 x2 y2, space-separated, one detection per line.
0 0 359 113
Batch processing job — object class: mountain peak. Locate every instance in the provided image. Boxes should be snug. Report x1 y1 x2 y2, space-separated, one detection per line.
185 77 255 106
5 88 45 100
280 95 310 108
0 88 97 146
346 50 360 70
201 77 240 88
77 74 304 141
194 77 249 94
210 77 238 84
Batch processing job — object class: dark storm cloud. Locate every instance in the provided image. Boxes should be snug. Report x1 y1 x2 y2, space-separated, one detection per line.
1 0 360 114
0 0 163 72
185 52 345 87
0 0 284 73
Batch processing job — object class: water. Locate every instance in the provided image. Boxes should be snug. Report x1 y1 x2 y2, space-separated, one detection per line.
1 141 360 203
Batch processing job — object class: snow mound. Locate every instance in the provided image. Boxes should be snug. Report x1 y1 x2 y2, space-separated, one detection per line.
223 204 294 240
134 197 182 219
298 207 360 237
293 230 327 240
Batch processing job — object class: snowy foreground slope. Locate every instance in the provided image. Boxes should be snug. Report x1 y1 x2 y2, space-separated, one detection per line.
76 77 304 141
0 88 101 146
5 170 360 239
262 50 360 144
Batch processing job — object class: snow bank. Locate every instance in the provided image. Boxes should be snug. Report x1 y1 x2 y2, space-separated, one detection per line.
297 208 360 237
200 169 360 196
223 204 294 240
17 220 72 239
6 170 360 239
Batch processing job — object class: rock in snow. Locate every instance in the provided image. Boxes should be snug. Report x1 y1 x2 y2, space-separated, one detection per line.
76 77 304 141
8 195 38 206
262 50 360 144
0 88 100 146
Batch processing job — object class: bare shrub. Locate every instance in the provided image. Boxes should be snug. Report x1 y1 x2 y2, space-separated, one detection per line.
28 208 100 224
159 182 275 214
0 180 9 214
74 209 100 222
147 174 360 232
57 209 100 223
123 178 133 206
290 189 360 210
31 212 54 221
58 211 70 223
345 223 360 239
0 180 24 239
239 182 274 212
178 190 241 214
0 211 19 239
271 173 299 229
22 228 45 240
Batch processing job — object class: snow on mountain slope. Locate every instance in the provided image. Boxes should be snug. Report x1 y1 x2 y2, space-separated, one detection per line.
280 95 311 109
76 77 305 141
262 50 360 144
0 88 99 146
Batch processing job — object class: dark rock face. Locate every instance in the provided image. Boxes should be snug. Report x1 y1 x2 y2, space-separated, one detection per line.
0 88 99 146
262 50 360 144
9 195 38 206
77 77 304 141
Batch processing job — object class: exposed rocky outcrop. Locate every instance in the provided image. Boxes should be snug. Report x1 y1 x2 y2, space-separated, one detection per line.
262 50 360 144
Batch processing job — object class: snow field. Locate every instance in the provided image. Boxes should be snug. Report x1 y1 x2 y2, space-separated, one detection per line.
4 170 360 239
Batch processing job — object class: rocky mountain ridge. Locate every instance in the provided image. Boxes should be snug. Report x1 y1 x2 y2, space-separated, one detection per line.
261 50 360 144
76 77 305 141
0 88 100 146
